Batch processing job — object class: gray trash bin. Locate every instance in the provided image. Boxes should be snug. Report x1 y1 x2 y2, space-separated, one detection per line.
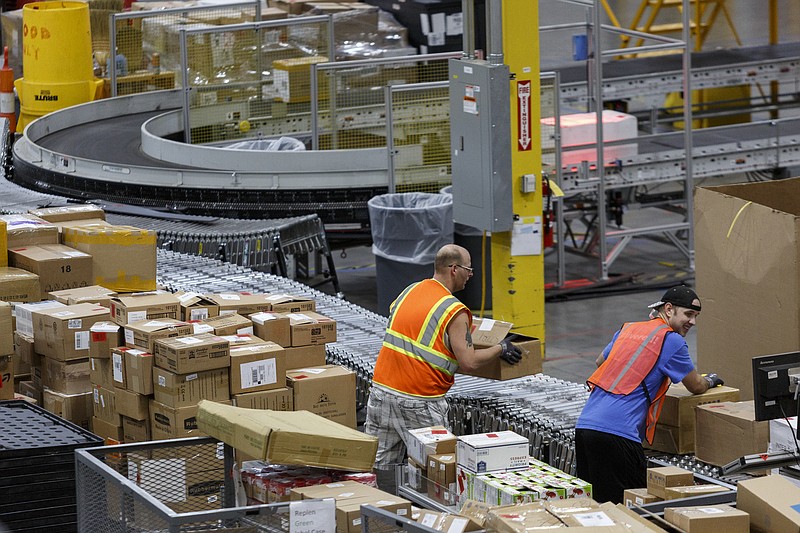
368 192 454 315
440 186 492 310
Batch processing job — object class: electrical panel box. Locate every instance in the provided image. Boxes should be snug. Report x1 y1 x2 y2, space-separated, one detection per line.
448 58 512 232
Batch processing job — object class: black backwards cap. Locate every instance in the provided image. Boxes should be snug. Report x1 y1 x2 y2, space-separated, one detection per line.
647 285 701 312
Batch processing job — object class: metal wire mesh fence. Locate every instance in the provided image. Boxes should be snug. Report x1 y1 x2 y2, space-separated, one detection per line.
312 52 460 151
386 81 451 194
106 1 261 98
181 16 333 145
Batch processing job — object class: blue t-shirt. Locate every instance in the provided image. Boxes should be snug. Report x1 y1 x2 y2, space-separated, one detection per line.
576 328 695 443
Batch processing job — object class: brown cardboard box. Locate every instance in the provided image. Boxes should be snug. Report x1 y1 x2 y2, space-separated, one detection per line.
284 344 326 370
197 400 378 471
486 503 564 531
415 510 482 532
110 347 128 390
90 356 114 390
648 423 693 455
124 318 193 353
218 333 266 347
115 387 149 420
233 387 293 411
8 244 93 300
15 300 67 337
44 388 92 429
664 484 732 500
229 342 285 395
89 321 123 359
176 291 219 321
14 331 35 366
62 225 157 293
646 466 694 499
154 333 230 374
18 380 42 405
43 357 92 394
694 401 770 467
461 318 542 380
93 385 121 426
194 313 253 336
150 399 202 439
250 312 291 347
407 426 457 466
0 354 13 400
49 285 117 307
427 453 456 505
153 366 230 408
665 504 749 533
32 303 111 361
52 219 111 236
0 219 5 267
0 301 11 355
286 364 355 428
286 311 337 346
336 496 412 532
91 416 124 444
695 179 800 400
265 294 315 314
0 266 40 303
122 415 151 443
0 214 59 248
272 56 329 103
623 488 661 507
124 348 154 395
737 474 800 532
206 293 275 316
29 204 106 223
111 292 180 325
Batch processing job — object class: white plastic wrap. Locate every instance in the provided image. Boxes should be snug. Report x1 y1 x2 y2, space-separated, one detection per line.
223 136 306 151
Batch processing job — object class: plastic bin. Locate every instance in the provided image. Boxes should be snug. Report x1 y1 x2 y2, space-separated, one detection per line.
367 192 453 315
440 186 492 310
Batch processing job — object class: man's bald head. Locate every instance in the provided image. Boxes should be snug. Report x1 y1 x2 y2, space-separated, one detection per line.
434 244 468 273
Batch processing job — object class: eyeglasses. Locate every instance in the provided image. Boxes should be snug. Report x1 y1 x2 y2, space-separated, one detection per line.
450 264 474 273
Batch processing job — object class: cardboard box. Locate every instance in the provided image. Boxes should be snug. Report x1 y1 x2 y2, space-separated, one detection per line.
206 293 275 316
8 244 93 300
265 294 316 314
0 219 5 267
153 366 230 408
286 364 355 428
29 204 106 223
122 415 151 443
154 333 230 374
694 401 770 467
737 475 800 533
93 385 121 426
52 218 111 236
230 342 285 395
197 400 378 471
194 313 253 336
111 292 180 325
285 311 337 346
15 300 67 337
49 285 117 307
91 416 124 444
456 431 529 473
461 318 542 380
664 504 748 533
18 379 42 405
272 55 329 103
646 466 694 499
115 387 149 420
44 388 92 429
407 457 427 493
695 179 800 400
62 225 157 293
124 348 154 395
124 318 193 353
0 301 11 355
233 387 293 411
623 488 661 507
90 356 114 390
110 347 128 390
407 425 457 466
0 266 40 303
664 484 732 500
0 214 59 248
32 303 111 361
251 312 291 347
0 354 13 400
150 399 215 440
427 453 456 505
89 321 123 359
284 344 326 370
14 331 35 366
176 291 219 321
43 357 92 394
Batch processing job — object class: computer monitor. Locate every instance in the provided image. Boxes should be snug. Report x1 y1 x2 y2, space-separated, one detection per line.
752 351 800 422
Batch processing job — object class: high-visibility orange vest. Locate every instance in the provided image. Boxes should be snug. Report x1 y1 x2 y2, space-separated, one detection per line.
587 318 672 444
372 278 470 398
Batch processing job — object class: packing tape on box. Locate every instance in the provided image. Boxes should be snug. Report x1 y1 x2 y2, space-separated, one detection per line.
64 227 157 246
726 201 752 239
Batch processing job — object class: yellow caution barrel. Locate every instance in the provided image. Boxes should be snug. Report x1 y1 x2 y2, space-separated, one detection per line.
15 1 103 131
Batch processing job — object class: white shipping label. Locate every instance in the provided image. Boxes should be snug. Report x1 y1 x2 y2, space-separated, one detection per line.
176 337 202 345
698 508 725 514
237 326 254 335
447 518 468 533
574 512 615 527
446 12 463 35
63 250 89 257
75 331 90 351
186 373 198 382
241 359 277 389
143 321 170 328
127 311 147 323
190 308 209 321
219 293 241 301
420 513 437 527
67 319 83 329
124 329 134 345
177 292 201 302
53 311 76 317
296 368 326 375
113 353 124 383
158 375 166 387
192 323 214 334
478 319 495 331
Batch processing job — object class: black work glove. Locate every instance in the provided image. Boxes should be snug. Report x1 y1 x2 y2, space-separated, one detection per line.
703 373 724 388
499 339 523 365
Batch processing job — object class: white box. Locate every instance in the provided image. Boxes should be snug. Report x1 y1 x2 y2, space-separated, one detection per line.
542 110 638 165
406 425 457 466
769 417 797 454
456 431 529 473
15 300 67 336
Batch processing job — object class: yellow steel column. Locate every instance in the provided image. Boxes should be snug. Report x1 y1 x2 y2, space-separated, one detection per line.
491 0 544 341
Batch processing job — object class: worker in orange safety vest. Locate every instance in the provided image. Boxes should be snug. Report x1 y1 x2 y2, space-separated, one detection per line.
574 285 724 504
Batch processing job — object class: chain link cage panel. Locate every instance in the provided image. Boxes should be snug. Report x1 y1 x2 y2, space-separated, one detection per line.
105 1 260 98
75 437 293 532
387 82 451 194
360 505 440 533
183 16 332 145
313 52 460 151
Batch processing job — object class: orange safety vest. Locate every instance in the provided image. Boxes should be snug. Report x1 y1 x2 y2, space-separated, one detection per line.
587 318 672 444
372 278 470 398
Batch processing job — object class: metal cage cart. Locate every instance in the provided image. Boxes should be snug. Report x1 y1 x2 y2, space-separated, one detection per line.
0 399 104 533
361 505 459 533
